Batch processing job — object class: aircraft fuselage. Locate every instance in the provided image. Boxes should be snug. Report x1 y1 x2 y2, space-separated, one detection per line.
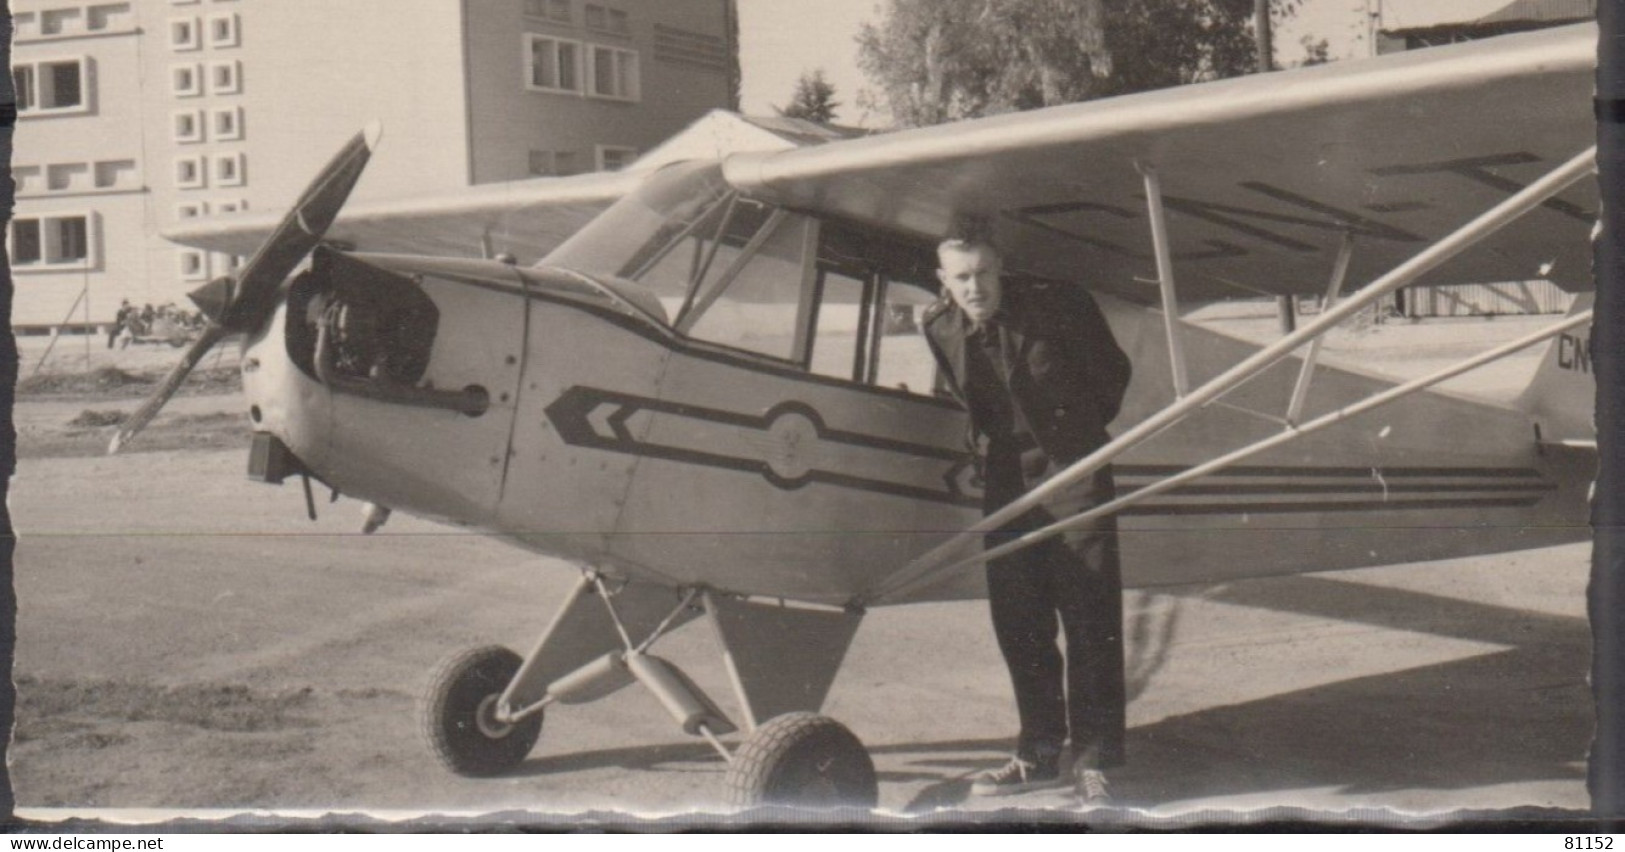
238 242 1590 608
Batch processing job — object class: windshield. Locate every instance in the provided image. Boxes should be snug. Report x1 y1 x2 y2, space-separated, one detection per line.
543 161 732 309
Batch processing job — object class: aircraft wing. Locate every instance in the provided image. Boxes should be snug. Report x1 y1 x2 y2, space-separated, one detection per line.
163 169 641 264
722 24 1597 304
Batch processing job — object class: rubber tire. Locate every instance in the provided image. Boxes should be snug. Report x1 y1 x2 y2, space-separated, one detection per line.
725 712 878 810
423 645 541 777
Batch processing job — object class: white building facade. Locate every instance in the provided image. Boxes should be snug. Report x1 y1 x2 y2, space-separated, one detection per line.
8 0 738 329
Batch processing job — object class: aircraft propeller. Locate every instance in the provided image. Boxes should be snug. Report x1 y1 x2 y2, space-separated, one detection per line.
108 122 382 454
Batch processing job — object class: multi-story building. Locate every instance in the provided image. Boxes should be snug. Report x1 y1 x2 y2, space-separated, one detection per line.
8 0 739 329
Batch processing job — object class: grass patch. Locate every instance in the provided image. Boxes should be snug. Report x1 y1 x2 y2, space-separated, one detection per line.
68 409 128 428
16 675 317 735
19 366 241 399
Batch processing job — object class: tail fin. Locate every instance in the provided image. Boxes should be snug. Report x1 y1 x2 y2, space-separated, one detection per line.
1517 293 1595 447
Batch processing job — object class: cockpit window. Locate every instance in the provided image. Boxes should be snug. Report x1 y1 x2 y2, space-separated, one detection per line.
678 210 813 361
543 161 942 392
544 161 733 311
546 161 817 360
812 221 942 396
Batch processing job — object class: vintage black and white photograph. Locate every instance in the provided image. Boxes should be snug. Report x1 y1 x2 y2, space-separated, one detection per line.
1 0 1605 826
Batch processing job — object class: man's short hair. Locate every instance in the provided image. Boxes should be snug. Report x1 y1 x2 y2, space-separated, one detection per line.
939 214 1000 257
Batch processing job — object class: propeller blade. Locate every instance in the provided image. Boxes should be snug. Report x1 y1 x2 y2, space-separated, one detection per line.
221 120 382 333
109 121 382 455
107 323 229 454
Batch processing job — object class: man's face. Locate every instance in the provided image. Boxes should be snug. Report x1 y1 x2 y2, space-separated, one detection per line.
937 242 1003 324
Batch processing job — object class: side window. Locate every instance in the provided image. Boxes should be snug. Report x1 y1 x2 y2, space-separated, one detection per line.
813 221 941 395
808 266 867 381
870 279 938 395
680 212 814 362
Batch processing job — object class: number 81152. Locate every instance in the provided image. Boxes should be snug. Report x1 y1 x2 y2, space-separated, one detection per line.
1568 837 1615 849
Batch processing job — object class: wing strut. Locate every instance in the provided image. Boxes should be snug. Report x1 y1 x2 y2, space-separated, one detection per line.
1286 231 1356 425
1140 164 1192 398
859 145 1596 607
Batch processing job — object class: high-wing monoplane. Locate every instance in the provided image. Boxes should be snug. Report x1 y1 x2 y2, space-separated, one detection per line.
124 23 1599 809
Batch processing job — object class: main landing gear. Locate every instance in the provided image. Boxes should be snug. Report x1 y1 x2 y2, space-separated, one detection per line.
420 572 877 810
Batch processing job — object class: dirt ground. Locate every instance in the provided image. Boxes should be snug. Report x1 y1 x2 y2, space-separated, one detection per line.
4 314 1593 826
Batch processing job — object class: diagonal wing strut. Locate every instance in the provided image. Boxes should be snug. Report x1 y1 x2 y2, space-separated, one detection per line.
858 145 1597 607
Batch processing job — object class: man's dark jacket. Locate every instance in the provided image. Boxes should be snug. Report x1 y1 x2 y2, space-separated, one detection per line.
922 279 1132 477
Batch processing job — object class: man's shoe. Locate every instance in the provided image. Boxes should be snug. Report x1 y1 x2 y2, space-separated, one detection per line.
1074 768 1113 806
970 755 1064 797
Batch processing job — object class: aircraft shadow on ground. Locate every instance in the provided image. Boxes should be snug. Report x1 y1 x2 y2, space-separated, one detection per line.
508 574 1588 812
891 574 1592 811
1176 573 1583 649
516 741 725 777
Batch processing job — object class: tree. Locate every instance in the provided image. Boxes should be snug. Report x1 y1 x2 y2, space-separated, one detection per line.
857 0 1300 127
1297 35 1331 67
777 69 841 124
723 0 742 111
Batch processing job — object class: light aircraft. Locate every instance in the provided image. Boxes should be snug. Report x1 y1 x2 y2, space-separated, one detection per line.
120 23 1598 809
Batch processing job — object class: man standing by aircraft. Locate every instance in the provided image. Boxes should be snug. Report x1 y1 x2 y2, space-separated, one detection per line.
922 225 1132 804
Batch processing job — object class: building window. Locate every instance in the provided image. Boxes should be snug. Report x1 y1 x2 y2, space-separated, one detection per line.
171 63 202 97
171 0 200 4
212 106 243 140
525 35 581 93
587 44 638 100
218 253 245 274
524 0 572 22
88 3 135 31
527 150 551 176
10 219 42 265
10 214 93 269
174 109 204 142
213 152 245 187
13 166 42 195
214 199 247 214
207 12 239 47
528 149 583 176
584 4 630 35
595 145 637 171
170 17 200 50
179 249 209 281
208 60 241 94
176 155 206 189
14 59 89 114
46 163 88 192
177 202 206 219
11 67 32 112
13 12 38 39
93 159 136 189
41 8 84 35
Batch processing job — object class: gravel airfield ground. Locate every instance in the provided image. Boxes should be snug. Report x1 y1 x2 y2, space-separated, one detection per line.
5 313 1596 825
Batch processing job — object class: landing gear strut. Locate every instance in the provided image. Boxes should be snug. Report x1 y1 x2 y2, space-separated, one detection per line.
419 572 876 809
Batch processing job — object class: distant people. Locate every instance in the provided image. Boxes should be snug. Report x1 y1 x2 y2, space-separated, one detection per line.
109 299 132 349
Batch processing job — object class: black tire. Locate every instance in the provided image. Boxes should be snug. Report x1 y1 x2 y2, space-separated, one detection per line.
725 712 878 810
423 645 541 777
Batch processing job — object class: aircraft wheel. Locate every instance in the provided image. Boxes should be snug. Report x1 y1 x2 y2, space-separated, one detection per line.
725 712 878 810
423 645 541 777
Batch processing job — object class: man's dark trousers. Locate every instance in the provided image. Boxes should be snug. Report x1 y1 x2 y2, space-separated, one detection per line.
983 441 1125 771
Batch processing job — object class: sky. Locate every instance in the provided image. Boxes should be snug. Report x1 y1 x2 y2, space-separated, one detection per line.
736 0 1520 127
